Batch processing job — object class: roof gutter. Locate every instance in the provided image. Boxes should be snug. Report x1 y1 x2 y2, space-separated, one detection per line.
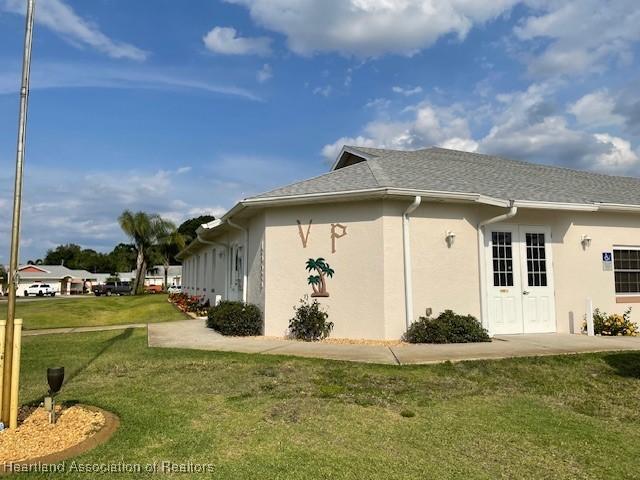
402 196 422 330
477 201 518 334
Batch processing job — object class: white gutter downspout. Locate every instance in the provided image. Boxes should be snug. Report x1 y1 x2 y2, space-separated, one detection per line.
196 234 229 301
226 219 248 303
477 201 518 333
403 196 422 330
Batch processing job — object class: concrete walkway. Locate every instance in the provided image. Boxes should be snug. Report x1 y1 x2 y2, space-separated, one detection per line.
23 323 147 337
148 319 640 365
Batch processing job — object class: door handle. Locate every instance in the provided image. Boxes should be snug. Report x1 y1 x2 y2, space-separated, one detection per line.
522 290 530 295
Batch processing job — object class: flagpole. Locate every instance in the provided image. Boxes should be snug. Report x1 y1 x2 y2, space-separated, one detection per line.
1 0 36 426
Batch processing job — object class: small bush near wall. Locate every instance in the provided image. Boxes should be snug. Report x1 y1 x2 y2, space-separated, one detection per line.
403 310 490 344
289 297 334 341
587 308 638 336
207 301 262 336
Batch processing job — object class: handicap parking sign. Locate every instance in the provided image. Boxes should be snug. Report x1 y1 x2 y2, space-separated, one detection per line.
602 252 613 271
602 252 612 262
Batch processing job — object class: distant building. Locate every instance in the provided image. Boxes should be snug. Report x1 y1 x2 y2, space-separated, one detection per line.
14 264 98 296
116 265 182 287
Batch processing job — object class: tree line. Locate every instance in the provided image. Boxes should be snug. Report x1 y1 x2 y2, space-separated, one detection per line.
25 213 214 295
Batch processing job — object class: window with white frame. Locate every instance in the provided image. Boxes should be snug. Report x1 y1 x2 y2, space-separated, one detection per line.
614 248 640 294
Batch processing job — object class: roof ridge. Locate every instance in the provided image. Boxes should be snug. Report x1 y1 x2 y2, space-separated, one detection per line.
249 161 376 199
427 146 640 182
364 157 388 187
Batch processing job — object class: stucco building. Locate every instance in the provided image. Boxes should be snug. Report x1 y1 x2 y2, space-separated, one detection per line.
178 146 640 339
13 264 97 296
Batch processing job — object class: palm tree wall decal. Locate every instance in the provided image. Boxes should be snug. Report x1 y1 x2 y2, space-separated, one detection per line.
306 257 335 297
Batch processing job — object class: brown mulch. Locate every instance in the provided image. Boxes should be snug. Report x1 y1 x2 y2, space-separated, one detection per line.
249 335 407 346
0 405 105 463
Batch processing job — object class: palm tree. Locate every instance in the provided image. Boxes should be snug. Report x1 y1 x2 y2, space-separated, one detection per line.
118 210 175 295
157 229 187 289
306 257 335 297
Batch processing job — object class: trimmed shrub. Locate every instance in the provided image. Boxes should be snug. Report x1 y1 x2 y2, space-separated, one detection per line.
403 310 490 344
289 297 334 341
587 307 638 336
207 301 262 336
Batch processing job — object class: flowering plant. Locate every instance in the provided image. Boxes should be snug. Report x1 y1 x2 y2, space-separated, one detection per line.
585 307 638 336
169 292 209 316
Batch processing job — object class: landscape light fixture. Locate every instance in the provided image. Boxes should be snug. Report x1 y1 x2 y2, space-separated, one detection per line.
44 367 64 424
445 231 456 248
581 234 592 249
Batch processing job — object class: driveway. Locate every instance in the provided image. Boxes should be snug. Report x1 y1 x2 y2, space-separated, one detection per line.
148 319 640 365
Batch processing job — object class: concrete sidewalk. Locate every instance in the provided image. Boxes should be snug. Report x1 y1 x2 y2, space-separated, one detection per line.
23 323 147 336
148 319 640 365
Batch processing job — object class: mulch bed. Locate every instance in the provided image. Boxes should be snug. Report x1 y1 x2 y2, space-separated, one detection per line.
252 335 407 346
0 404 118 469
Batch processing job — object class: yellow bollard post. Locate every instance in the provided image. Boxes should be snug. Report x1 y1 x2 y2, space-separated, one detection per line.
0 319 5 422
9 319 22 429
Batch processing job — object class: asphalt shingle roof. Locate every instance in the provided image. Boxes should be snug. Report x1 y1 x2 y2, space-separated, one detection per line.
251 146 640 205
18 265 95 280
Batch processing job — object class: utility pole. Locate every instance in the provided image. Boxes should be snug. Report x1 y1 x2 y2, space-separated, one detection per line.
1 0 36 426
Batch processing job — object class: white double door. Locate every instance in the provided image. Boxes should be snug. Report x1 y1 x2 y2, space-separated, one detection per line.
485 225 556 334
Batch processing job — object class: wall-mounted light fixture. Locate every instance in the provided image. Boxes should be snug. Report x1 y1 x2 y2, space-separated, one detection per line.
445 230 456 248
581 234 592 249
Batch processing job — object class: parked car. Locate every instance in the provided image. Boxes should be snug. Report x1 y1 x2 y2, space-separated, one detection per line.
92 281 132 296
167 285 182 294
144 285 163 294
24 283 56 297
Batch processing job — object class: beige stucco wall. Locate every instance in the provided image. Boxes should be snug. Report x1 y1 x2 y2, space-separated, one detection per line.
263 201 386 339
382 200 487 338
501 208 640 333
182 198 640 339
401 203 640 335
247 212 266 314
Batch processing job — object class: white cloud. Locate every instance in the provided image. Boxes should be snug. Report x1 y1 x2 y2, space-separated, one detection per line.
479 84 639 173
392 85 423 96
591 134 639 170
226 0 518 57
440 137 479 152
257 63 273 83
321 136 378 161
515 0 640 76
223 0 639 79
313 85 332 97
365 97 391 110
0 153 307 261
203 26 272 56
323 82 640 174
569 89 625 128
0 61 261 101
1 0 147 61
322 102 476 159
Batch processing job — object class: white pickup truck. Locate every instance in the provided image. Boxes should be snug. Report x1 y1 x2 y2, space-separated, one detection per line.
24 283 56 297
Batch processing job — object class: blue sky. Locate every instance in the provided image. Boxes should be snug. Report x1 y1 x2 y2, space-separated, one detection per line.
0 0 639 262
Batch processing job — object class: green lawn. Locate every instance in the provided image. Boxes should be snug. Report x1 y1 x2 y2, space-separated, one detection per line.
0 295 185 330
14 328 640 479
